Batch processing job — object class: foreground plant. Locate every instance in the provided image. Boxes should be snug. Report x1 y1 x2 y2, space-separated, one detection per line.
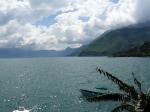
80 68 150 112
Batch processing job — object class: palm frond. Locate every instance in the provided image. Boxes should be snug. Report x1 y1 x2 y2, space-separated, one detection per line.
87 93 131 102
95 87 108 91
80 89 104 99
112 104 135 112
96 67 138 100
132 72 142 94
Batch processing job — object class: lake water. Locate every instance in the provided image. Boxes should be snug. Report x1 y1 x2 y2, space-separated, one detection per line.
0 57 150 112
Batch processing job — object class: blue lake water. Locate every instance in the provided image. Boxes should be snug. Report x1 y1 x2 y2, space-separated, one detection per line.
0 57 150 112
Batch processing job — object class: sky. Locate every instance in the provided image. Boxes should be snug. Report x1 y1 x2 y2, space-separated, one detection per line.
0 0 150 50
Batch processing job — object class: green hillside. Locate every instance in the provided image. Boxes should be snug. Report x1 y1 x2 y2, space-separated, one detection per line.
114 41 150 57
79 26 150 56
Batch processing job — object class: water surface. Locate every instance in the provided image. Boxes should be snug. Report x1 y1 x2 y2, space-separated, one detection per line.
0 57 150 112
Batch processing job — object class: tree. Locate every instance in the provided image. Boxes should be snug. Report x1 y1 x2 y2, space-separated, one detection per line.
81 68 150 112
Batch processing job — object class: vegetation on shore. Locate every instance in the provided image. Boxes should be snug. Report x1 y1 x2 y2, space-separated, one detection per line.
113 41 150 57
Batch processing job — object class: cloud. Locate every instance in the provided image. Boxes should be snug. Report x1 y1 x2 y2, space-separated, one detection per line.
135 0 150 22
0 0 150 50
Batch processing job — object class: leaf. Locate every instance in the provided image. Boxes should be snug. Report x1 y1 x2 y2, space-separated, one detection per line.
95 87 108 91
87 93 131 102
112 104 135 112
96 67 138 100
132 72 142 94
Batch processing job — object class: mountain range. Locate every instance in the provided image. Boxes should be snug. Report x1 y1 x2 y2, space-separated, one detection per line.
78 22 150 56
0 47 77 58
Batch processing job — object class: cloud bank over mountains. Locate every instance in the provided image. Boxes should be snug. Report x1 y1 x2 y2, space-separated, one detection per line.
0 0 150 50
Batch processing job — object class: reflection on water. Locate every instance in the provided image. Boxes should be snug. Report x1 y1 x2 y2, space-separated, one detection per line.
0 57 149 112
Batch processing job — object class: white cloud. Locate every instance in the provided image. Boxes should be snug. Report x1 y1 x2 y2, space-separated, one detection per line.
0 0 150 50
0 0 30 12
0 20 58 49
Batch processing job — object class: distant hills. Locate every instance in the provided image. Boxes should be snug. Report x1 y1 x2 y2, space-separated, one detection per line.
0 47 77 58
78 22 150 56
